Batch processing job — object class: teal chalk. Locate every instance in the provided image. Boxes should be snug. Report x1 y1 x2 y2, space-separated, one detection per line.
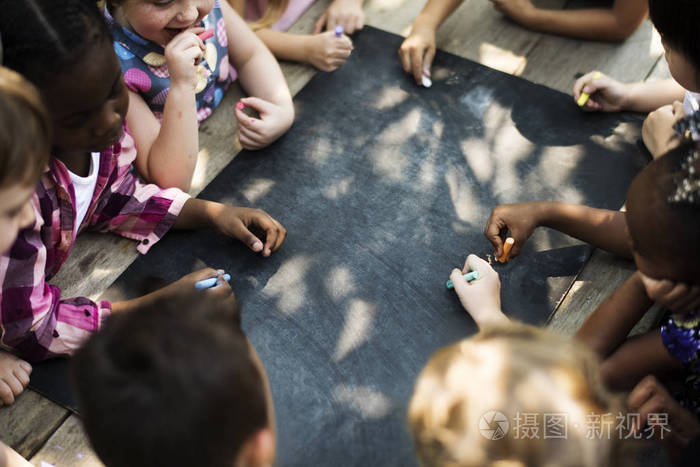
446 270 479 289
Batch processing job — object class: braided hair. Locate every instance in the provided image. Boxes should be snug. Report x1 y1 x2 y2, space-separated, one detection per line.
0 0 111 87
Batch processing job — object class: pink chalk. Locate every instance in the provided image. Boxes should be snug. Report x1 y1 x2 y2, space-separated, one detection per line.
236 101 245 110
197 30 214 41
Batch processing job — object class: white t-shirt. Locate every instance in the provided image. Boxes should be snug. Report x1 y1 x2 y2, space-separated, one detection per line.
67 152 100 237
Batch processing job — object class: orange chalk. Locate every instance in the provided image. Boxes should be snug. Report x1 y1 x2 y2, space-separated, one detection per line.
499 237 515 263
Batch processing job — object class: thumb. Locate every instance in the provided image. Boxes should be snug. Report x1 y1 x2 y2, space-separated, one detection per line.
465 254 493 277
240 96 274 117
233 220 264 253
484 220 505 257
313 12 328 34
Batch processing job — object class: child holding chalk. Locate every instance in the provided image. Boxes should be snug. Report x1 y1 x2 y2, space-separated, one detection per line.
399 0 648 86
483 141 700 414
0 0 286 364
0 68 51 407
230 0 354 72
103 0 294 191
573 0 700 158
72 289 277 467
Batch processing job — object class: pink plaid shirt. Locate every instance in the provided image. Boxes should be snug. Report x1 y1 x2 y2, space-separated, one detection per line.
0 131 190 361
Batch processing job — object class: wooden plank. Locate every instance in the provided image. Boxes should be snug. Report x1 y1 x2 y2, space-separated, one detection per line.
0 389 68 458
522 19 663 93
366 0 568 74
28 415 102 467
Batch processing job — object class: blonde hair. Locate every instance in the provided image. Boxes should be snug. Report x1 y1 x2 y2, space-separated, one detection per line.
0 67 51 186
228 0 289 31
408 324 624 467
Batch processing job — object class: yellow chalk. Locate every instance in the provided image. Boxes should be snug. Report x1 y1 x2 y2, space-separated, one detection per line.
576 72 603 107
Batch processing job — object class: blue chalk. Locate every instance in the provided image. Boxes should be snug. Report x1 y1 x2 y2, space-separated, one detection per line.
195 274 231 290
335 25 343 38
446 271 479 290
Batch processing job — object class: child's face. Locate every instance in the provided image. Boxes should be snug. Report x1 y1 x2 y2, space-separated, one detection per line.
43 38 129 154
662 38 700 93
0 182 36 255
117 0 214 46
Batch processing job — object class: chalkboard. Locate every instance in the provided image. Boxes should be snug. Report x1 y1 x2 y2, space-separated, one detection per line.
33 26 647 465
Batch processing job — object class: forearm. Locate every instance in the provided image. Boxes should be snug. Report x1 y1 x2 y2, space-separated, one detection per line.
146 84 199 191
172 197 224 230
236 42 293 110
412 0 464 31
622 79 687 113
255 29 312 64
575 272 653 357
521 7 644 42
1 442 32 467
537 202 631 257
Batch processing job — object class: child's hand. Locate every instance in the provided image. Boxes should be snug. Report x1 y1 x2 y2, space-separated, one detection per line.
235 97 294 150
313 0 365 35
305 31 354 72
642 102 685 159
639 273 700 314
627 375 700 455
0 350 31 406
158 268 236 302
489 0 536 24
213 206 286 257
398 23 436 86
572 71 629 112
450 255 509 329
484 202 544 259
164 28 206 90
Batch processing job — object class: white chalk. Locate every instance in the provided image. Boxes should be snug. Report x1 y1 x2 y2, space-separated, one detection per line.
421 75 432 88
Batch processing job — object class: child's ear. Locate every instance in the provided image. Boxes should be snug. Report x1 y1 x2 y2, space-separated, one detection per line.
236 428 275 467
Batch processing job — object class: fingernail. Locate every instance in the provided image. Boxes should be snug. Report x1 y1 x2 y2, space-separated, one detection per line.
253 241 263 251
216 269 225 275
21 362 32 372
250 118 255 124
236 101 245 110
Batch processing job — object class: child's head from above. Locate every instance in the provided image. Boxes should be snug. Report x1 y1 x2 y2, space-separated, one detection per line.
649 0 700 92
0 67 51 255
408 324 621 467
72 298 274 467
625 143 700 287
108 0 214 46
0 0 129 154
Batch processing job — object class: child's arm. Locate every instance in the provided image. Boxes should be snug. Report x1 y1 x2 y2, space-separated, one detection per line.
575 271 653 357
313 0 365 35
127 30 206 192
450 254 510 329
490 0 647 42
253 28 353 72
1 442 32 467
220 1 295 150
484 201 631 259
574 74 687 113
398 0 464 85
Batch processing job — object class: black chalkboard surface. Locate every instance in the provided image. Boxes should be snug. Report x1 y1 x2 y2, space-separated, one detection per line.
32 26 646 465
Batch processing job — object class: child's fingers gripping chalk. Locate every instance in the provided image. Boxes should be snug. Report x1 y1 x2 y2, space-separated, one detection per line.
450 255 503 322
195 273 231 290
446 271 479 289
498 237 515 263
576 71 603 107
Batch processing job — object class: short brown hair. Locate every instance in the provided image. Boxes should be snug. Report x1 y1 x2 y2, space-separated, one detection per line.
0 67 50 187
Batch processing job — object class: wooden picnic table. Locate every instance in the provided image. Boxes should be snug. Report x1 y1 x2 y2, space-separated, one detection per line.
0 0 670 464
